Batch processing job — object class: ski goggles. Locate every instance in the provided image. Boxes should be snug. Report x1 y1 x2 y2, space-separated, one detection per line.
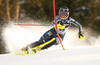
60 12 69 16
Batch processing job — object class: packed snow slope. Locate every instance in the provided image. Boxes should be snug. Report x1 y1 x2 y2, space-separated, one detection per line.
0 47 100 65
1 22 100 65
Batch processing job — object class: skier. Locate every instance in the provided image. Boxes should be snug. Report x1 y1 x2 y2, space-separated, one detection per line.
21 6 84 54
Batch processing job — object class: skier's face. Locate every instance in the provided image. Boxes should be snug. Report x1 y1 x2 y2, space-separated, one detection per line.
60 15 67 19
59 11 69 19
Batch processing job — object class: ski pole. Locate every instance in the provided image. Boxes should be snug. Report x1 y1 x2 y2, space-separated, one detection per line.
87 41 94 46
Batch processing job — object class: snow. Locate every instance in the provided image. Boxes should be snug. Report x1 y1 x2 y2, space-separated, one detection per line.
1 22 100 65
0 47 100 65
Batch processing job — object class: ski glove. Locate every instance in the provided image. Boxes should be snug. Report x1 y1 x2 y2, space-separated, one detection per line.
78 32 84 40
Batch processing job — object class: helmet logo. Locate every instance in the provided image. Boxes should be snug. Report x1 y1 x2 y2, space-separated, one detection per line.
67 9 69 11
61 9 69 12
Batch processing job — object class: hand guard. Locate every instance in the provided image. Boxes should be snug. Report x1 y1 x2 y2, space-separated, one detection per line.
53 20 65 29
57 24 65 29
56 20 65 29
78 32 84 40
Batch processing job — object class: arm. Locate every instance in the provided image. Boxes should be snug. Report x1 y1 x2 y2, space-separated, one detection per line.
70 18 82 33
70 18 84 40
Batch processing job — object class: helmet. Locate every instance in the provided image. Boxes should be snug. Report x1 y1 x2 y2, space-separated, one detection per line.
59 6 69 19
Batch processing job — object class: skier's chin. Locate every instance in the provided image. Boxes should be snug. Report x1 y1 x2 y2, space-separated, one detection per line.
60 16 68 19
61 18 66 19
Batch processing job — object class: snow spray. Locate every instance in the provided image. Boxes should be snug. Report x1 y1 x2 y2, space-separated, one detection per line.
1 21 100 54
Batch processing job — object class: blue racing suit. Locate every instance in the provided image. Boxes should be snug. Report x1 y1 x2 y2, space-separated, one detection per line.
39 16 82 42
30 15 82 50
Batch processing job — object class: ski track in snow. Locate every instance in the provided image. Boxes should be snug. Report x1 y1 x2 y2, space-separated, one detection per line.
1 22 100 65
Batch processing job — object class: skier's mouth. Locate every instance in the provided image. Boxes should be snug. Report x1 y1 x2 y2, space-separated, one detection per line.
60 15 67 19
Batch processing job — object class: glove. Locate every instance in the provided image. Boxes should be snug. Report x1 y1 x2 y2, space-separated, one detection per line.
78 32 84 40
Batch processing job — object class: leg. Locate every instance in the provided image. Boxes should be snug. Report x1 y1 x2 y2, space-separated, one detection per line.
21 41 43 54
41 38 56 50
28 41 43 48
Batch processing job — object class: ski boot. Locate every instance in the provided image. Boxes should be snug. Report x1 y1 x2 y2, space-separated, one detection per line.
21 47 29 55
32 47 42 54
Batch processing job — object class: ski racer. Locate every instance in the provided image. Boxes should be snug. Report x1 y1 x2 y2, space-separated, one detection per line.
21 6 84 55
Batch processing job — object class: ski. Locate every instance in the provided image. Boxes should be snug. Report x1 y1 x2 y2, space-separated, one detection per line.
15 38 56 55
